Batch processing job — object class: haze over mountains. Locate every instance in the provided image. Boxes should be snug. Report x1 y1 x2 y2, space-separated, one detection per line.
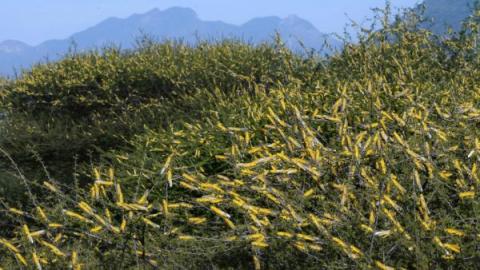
421 0 477 34
0 7 337 76
0 0 478 76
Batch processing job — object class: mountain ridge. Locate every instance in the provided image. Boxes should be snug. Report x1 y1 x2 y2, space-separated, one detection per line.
0 40 31 53
0 7 338 76
420 0 477 34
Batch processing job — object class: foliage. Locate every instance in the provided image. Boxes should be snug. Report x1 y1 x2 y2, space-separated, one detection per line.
0 38 318 189
1 6 480 269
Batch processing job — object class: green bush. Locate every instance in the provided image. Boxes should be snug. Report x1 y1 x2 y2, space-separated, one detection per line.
1 6 480 269
0 38 321 188
4 39 315 120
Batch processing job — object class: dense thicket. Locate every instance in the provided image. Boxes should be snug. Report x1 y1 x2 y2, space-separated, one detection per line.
0 8 479 269
0 38 321 191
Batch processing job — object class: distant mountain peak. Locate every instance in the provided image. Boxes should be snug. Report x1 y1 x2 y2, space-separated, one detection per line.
160 7 198 18
0 40 30 47
421 0 476 33
285 14 302 21
282 15 317 30
129 7 198 24
0 7 339 76
145 8 160 14
0 40 31 53
244 16 282 24
241 16 282 31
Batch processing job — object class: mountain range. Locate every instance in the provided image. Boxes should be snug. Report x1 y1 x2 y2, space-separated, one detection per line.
1 1 479 76
0 7 338 76
421 0 477 34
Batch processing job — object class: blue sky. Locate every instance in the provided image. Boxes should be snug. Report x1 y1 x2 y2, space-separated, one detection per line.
3 0 420 45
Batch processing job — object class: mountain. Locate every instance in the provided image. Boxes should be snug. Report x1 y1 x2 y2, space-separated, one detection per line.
0 40 31 53
240 15 332 51
0 7 338 76
0 40 35 76
421 0 477 34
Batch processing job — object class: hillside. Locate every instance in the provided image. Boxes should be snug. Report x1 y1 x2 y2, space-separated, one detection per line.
0 7 337 76
0 7 480 270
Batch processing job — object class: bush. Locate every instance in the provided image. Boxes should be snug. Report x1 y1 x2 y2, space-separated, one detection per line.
0 38 321 188
1 7 480 269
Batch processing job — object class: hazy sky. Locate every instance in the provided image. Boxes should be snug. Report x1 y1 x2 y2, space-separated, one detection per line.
3 0 420 45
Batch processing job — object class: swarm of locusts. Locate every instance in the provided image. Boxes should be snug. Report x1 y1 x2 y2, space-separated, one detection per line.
1 9 480 270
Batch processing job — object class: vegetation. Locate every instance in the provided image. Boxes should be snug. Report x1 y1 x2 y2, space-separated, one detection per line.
0 38 318 190
0 7 480 269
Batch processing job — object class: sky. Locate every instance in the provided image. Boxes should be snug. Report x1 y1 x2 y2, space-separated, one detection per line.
2 0 421 45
